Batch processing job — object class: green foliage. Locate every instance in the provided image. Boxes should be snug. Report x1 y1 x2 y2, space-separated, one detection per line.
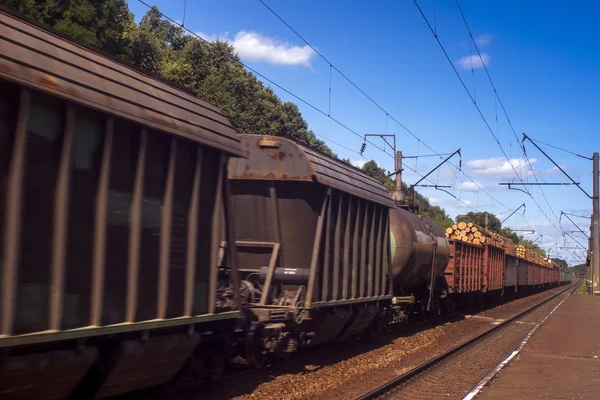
456 212 501 232
4 0 135 59
2 0 336 156
362 160 395 191
577 279 590 295
571 264 588 279
417 197 454 229
499 227 519 243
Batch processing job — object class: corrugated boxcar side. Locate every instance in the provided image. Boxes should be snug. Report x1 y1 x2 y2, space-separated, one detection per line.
445 241 484 293
518 259 529 286
0 9 243 342
316 190 390 303
0 78 232 339
484 245 505 292
527 263 540 286
0 9 244 399
505 255 518 289
229 135 393 307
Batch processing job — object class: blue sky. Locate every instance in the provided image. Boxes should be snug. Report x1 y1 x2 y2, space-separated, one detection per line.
127 0 599 264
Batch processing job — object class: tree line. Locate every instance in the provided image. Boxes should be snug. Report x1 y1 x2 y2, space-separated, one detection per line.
4 0 549 255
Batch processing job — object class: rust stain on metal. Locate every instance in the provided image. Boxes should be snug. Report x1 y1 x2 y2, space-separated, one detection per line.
258 138 281 148
268 151 287 161
39 74 59 91
236 172 311 181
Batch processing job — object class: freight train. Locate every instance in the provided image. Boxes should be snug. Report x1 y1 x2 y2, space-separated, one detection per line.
0 9 570 399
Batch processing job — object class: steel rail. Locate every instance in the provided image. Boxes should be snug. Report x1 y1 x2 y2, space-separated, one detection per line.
356 280 579 400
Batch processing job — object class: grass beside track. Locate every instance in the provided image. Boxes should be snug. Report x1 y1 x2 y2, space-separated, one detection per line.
576 280 590 295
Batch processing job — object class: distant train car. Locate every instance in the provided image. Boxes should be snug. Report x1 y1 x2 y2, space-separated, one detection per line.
0 9 243 399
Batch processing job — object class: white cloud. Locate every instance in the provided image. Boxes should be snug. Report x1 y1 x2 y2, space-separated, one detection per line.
233 31 315 67
197 30 316 67
457 53 490 69
196 31 230 43
429 197 441 205
466 157 535 180
458 181 483 192
352 160 367 169
475 34 494 46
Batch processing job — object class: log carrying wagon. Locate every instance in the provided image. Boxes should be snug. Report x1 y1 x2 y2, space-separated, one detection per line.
444 241 504 294
445 241 484 294
0 8 243 399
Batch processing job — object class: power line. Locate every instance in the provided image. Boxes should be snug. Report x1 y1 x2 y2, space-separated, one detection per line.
403 164 479 212
257 0 515 213
453 0 521 147
414 0 564 237
412 0 526 185
453 0 566 236
138 0 477 211
524 135 592 160
136 0 395 160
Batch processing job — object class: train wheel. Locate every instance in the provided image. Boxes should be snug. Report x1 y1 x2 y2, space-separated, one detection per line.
246 340 267 368
207 351 226 380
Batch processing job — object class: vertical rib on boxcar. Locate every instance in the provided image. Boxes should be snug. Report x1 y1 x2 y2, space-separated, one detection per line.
0 9 243 399
228 135 394 358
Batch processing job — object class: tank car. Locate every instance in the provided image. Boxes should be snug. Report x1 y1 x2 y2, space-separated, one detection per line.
388 207 451 317
0 9 243 399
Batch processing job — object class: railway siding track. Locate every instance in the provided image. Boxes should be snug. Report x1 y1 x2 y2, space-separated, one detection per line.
357 281 579 400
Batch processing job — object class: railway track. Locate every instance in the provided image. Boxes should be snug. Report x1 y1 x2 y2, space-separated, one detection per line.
356 281 580 400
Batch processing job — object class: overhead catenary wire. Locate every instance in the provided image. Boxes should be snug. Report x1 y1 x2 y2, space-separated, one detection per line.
414 0 565 242
452 0 566 238
257 0 516 213
135 0 396 160
524 135 592 160
412 0 524 182
403 164 478 212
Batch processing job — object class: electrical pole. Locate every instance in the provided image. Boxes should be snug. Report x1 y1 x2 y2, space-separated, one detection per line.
393 151 405 206
592 152 599 294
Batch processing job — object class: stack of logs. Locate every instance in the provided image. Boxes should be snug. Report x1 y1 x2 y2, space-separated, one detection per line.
445 222 483 245
445 222 505 248
516 244 526 258
445 221 549 265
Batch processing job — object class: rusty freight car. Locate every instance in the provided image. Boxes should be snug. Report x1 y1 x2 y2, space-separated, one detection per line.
0 9 244 399
227 134 395 361
444 241 504 294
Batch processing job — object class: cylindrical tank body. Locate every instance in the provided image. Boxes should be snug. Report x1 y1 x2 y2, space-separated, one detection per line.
389 207 450 293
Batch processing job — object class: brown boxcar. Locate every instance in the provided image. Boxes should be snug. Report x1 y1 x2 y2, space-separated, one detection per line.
484 245 505 292
505 254 519 291
0 9 243 399
445 241 484 293
445 242 505 294
518 258 530 288
228 134 394 354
